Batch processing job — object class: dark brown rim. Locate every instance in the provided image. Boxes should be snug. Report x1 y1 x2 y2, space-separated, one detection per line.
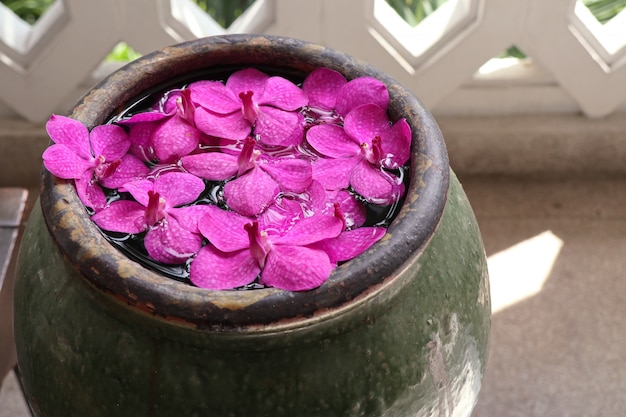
40 34 449 330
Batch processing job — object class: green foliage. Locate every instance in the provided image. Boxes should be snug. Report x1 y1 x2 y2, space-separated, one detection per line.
583 0 626 23
1 0 54 24
194 0 256 28
500 46 526 59
105 42 142 63
385 0 449 27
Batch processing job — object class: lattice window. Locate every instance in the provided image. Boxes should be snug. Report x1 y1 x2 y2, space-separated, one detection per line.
571 0 626 69
1 0 626 121
0 0 67 69
367 0 480 68
166 0 274 41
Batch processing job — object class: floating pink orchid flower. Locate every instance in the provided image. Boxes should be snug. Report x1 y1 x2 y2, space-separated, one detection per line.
42 114 148 211
306 103 411 205
313 200 386 264
260 180 368 235
91 172 206 264
302 67 389 116
223 137 312 216
42 68 408 292
120 89 201 164
189 205 343 291
141 135 311 218
190 68 308 146
313 226 386 264
182 136 312 216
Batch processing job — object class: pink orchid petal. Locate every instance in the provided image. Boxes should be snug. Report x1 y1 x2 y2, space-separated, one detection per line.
169 204 213 234
120 179 153 206
306 124 360 158
273 215 343 246
224 167 279 216
119 111 169 124
381 118 412 168
329 190 367 228
75 173 107 212
258 76 308 110
343 104 391 146
42 145 93 179
259 196 307 234
90 124 130 160
317 227 386 264
162 92 181 115
189 80 242 114
152 116 200 163
159 88 193 120
311 156 359 191
45 114 91 160
197 205 251 252
335 77 389 116
350 160 405 205
99 154 150 189
261 245 333 291
126 122 157 163
91 200 147 234
306 180 330 213
144 217 202 264
154 172 205 207
226 68 269 97
255 107 304 147
302 68 347 110
194 107 251 140
189 245 260 290
260 158 312 193
181 152 238 181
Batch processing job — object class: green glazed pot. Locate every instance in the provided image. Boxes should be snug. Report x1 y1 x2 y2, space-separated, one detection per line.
14 34 490 417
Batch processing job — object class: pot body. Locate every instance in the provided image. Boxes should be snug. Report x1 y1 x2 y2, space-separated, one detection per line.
13 35 490 417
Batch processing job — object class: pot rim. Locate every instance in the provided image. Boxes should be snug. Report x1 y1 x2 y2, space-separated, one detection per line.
39 34 449 331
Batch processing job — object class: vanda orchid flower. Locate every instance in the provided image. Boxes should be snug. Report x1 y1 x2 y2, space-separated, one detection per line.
118 88 201 164
302 67 389 118
306 103 411 205
42 67 411 292
190 68 308 146
91 172 206 264
189 205 344 291
43 114 149 211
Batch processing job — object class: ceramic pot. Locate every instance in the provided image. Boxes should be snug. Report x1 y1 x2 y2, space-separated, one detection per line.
13 34 490 417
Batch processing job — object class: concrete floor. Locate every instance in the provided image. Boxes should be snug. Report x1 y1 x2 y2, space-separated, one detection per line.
2 174 626 416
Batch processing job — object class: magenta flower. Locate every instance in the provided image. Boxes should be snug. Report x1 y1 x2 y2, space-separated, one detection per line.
120 89 201 164
314 226 386 264
190 68 308 146
189 205 344 291
313 200 386 264
42 114 148 211
306 103 411 205
302 67 389 115
182 136 312 216
42 68 409 292
260 180 367 233
91 172 206 264
223 137 312 216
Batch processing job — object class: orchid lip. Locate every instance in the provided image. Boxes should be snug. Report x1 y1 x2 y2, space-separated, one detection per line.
239 90 258 124
146 190 166 226
245 221 270 268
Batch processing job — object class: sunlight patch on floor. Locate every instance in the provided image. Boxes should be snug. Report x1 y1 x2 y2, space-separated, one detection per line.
487 230 563 313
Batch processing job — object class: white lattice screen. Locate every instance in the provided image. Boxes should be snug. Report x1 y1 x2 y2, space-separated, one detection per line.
1 0 626 122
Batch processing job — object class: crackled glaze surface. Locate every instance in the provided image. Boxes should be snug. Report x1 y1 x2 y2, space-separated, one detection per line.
13 35 490 417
